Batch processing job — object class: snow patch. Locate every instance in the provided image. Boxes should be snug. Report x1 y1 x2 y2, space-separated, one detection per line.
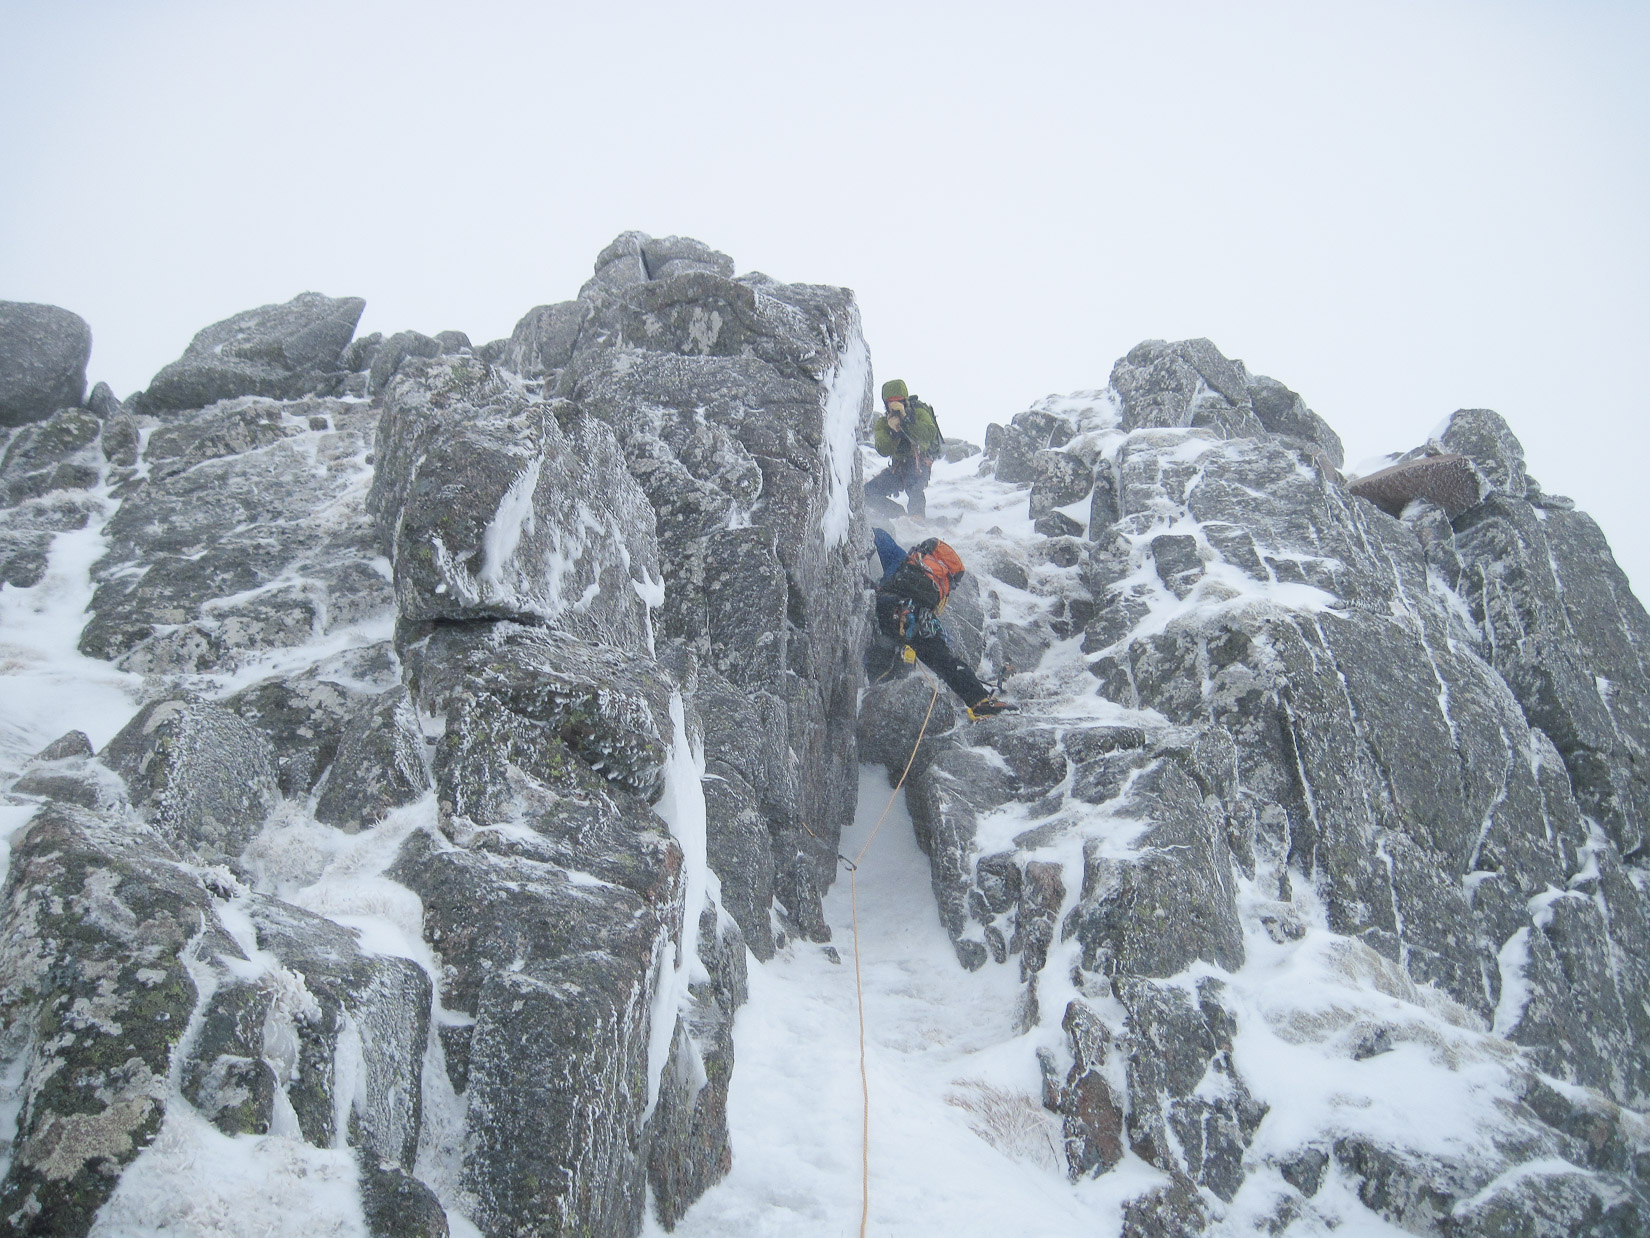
1492 928 1532 1035
479 455 542 586
644 691 709 1121
819 325 871 548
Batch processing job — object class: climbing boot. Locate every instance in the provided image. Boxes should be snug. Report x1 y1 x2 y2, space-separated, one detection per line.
967 696 1018 721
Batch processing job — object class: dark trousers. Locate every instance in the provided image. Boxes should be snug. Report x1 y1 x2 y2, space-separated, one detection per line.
909 632 991 705
874 593 990 705
865 456 931 518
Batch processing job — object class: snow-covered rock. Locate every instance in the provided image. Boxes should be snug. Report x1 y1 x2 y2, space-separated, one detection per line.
4 259 1647 1237
863 337 1650 1233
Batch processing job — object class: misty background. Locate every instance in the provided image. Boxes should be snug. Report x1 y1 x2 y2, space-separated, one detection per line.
3 0 1646 586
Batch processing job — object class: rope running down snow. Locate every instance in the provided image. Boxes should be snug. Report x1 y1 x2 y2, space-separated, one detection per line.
842 672 941 1238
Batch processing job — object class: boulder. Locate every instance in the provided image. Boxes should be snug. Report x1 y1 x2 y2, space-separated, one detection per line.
1348 452 1482 518
1439 407 1527 498
367 329 444 393
1247 374 1344 467
101 698 281 862
502 300 587 377
1110 338 1265 440
140 292 364 414
341 330 384 373
224 673 364 798
403 621 676 819
359 1155 450 1238
87 380 124 419
986 409 1076 485
0 301 92 426
1028 448 1094 520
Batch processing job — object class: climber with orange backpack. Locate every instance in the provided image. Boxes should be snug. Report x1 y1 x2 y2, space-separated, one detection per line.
872 528 1017 720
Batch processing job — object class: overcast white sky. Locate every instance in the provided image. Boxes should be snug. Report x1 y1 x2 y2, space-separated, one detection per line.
4 1 1647 588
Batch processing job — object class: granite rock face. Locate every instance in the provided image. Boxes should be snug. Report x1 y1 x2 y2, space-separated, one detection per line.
0 302 92 427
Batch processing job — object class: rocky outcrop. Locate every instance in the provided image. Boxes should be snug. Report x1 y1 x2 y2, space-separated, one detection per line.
0 302 92 427
870 337 1650 1230
8 252 1648 1236
354 230 871 1229
543 229 873 948
0 231 878 1236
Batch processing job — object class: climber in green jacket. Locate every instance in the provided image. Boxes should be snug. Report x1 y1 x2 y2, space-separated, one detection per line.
866 378 943 519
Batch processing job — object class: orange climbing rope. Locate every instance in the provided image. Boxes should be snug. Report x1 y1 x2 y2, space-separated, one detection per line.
844 673 941 1238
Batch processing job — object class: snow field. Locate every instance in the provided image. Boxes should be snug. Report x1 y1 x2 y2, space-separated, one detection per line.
651 765 1154 1238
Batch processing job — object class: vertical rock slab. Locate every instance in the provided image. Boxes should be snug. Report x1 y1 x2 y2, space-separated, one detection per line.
240 895 432 1166
645 907 747 1228
1450 470 1650 859
382 622 693 1233
554 238 872 936
460 955 651 1237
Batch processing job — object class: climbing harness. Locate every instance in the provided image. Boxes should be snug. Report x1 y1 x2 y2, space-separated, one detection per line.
837 668 941 1238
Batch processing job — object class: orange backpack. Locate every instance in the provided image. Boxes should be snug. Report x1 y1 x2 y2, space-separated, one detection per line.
886 538 965 612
